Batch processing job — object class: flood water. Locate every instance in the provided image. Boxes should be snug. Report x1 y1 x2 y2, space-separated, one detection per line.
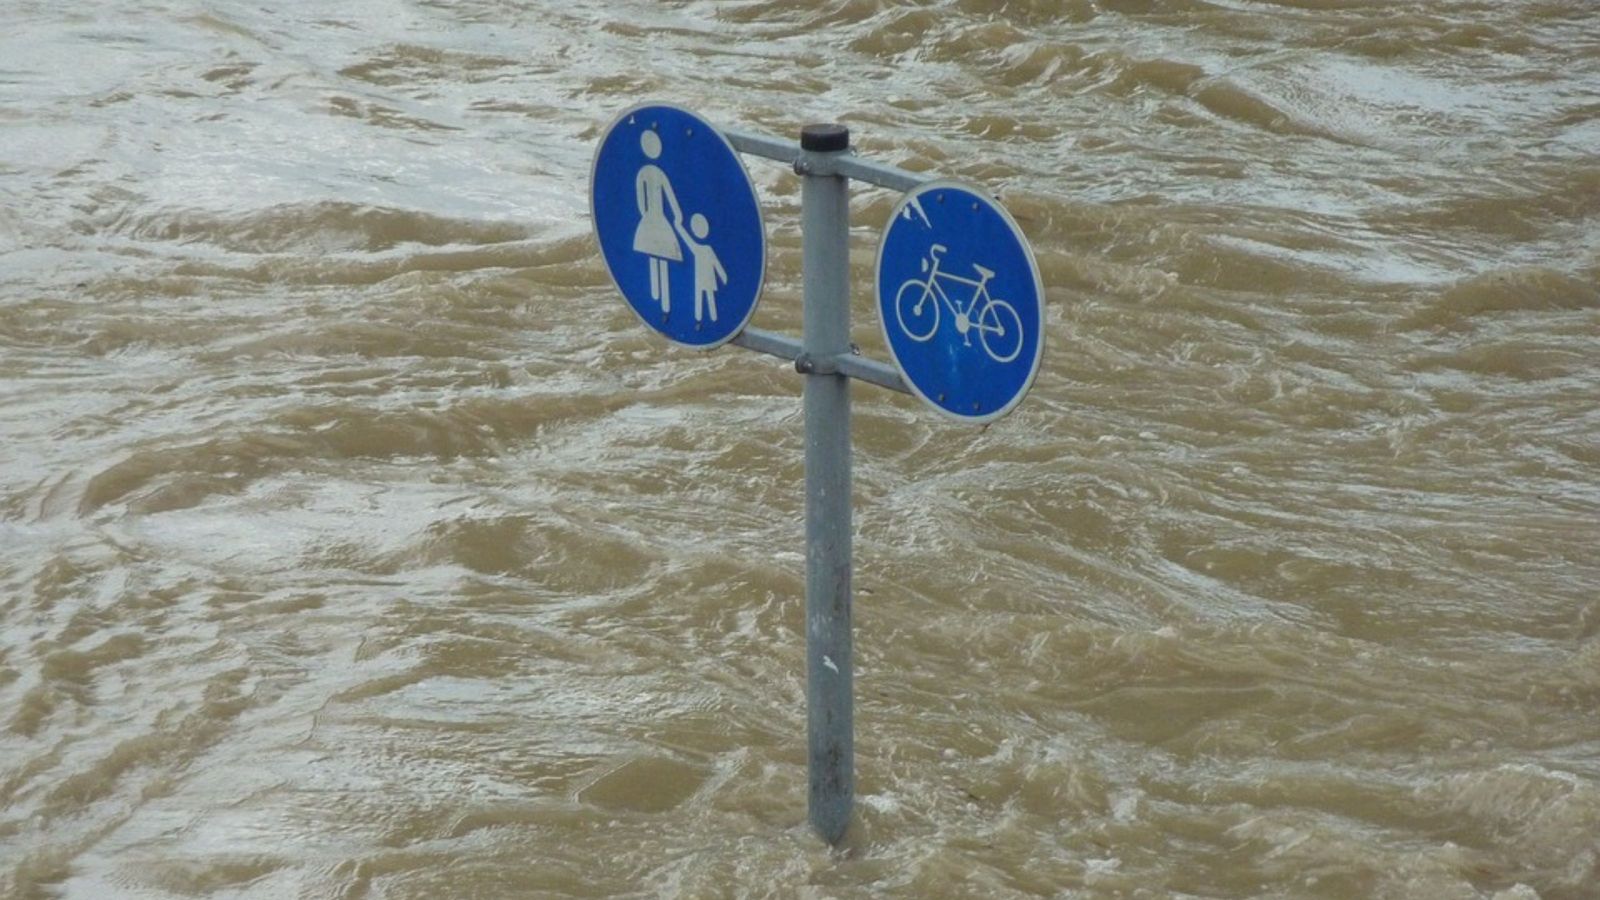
3 1 1599 897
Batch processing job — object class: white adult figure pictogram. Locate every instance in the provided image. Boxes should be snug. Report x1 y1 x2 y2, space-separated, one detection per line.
632 130 684 314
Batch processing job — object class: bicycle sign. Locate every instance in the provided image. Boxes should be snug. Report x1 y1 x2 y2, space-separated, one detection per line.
875 180 1044 423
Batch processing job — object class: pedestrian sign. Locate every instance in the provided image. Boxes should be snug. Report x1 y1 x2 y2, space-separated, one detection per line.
591 103 766 349
874 180 1044 423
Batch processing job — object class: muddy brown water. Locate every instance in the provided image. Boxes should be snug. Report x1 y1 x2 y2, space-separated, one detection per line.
2 1 1598 897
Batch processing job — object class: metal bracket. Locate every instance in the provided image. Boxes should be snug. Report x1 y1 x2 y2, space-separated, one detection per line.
725 127 932 194
734 328 908 394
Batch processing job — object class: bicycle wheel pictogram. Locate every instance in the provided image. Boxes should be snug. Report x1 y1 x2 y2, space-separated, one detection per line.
977 298 1023 363
894 278 940 341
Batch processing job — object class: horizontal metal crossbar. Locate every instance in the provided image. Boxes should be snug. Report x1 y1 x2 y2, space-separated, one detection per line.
717 124 919 397
733 327 909 395
722 128 931 194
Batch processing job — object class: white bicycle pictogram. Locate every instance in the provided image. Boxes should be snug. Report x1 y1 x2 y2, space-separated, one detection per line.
894 244 1024 363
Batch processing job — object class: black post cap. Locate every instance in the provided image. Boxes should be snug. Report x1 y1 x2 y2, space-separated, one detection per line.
800 123 850 152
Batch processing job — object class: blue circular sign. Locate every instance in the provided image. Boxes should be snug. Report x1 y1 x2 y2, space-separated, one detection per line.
591 104 766 349
875 180 1044 423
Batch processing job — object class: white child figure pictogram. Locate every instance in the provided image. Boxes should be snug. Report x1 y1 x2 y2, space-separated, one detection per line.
675 213 728 323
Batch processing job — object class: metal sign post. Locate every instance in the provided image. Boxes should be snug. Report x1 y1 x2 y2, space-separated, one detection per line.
590 105 1043 846
797 124 854 845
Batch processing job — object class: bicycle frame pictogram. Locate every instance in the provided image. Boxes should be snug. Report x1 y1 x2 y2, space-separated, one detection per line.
893 244 1024 363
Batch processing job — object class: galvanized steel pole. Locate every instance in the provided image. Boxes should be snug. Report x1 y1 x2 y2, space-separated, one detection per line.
798 122 853 846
